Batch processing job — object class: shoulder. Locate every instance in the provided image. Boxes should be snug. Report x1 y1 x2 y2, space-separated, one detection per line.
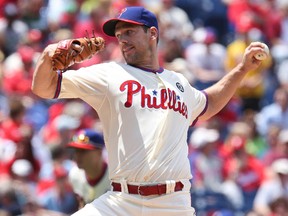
63 62 125 80
86 62 131 74
163 69 192 87
79 61 120 71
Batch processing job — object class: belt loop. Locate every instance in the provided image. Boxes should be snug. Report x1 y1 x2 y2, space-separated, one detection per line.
180 179 191 192
165 180 176 194
120 179 128 193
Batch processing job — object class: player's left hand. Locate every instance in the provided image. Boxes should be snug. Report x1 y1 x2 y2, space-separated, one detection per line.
51 36 105 72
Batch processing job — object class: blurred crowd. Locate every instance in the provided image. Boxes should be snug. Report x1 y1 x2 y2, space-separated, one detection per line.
0 0 288 215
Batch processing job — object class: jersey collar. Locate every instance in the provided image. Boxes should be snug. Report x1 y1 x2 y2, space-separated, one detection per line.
128 64 164 74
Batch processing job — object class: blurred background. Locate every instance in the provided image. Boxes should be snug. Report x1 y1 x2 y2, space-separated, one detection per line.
0 0 288 215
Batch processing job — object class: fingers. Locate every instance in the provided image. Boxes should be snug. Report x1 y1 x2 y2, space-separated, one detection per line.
45 44 59 58
249 41 265 48
247 42 269 58
71 42 83 53
238 42 267 72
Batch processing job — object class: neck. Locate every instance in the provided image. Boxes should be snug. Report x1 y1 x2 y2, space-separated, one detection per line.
128 46 160 71
128 59 160 71
129 64 164 73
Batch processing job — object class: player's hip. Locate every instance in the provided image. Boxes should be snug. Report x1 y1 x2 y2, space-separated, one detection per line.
72 190 195 216
71 179 195 216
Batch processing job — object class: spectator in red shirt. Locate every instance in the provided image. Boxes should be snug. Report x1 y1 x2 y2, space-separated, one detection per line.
4 125 41 182
111 0 143 15
1 97 28 143
3 45 38 96
221 121 265 212
72 6 117 69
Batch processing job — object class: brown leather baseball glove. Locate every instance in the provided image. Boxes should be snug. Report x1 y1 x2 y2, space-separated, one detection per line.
51 36 105 71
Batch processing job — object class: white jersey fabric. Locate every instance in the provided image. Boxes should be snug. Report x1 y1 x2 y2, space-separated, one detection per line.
58 62 207 184
68 164 110 203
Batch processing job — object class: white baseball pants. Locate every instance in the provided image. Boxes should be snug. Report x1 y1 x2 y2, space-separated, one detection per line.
71 180 196 216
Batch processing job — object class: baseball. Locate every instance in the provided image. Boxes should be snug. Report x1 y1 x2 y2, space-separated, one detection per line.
254 43 269 60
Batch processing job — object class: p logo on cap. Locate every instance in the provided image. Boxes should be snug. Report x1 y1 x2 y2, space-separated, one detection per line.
102 6 158 37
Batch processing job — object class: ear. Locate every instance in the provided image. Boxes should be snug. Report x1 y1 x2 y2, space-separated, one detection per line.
150 27 158 41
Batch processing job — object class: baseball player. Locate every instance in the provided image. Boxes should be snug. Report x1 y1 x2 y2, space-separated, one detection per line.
31 6 268 216
66 128 110 209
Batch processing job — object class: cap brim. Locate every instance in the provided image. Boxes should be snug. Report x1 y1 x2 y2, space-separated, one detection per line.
103 18 144 37
67 142 97 150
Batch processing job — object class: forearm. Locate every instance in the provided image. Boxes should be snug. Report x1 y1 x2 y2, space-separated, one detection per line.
31 44 59 99
198 41 266 120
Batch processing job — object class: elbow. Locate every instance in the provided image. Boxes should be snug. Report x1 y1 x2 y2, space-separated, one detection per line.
30 87 42 98
198 112 215 122
30 83 41 98
31 83 37 95
30 84 54 99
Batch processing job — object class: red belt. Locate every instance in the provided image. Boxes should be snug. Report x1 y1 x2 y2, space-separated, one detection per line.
111 181 184 196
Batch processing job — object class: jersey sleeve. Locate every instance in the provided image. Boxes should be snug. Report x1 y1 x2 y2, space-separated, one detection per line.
190 90 208 126
55 63 110 110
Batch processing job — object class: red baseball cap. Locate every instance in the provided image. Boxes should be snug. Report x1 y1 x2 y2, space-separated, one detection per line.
67 129 105 150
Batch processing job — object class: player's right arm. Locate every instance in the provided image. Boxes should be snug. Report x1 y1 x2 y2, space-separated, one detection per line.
31 44 59 99
199 42 266 121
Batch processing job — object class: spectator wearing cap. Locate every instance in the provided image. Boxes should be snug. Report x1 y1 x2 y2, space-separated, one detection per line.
3 44 38 97
66 128 110 209
188 126 238 213
184 27 227 90
253 158 288 216
188 126 223 192
262 128 288 167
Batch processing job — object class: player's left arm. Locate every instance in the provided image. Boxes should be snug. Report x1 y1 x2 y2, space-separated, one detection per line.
198 41 268 121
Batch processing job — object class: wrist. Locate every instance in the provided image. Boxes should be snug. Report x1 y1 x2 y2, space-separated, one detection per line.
235 63 249 75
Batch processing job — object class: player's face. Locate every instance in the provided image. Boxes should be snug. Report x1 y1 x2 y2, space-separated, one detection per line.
115 22 153 66
74 149 101 170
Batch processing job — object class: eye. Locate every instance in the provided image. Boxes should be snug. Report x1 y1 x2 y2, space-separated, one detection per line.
115 30 123 39
126 30 133 36
115 28 136 40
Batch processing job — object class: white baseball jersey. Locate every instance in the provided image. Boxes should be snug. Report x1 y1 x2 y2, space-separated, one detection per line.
57 62 207 183
68 164 110 203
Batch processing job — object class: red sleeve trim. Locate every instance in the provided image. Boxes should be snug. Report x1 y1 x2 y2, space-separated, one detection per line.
53 70 62 99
